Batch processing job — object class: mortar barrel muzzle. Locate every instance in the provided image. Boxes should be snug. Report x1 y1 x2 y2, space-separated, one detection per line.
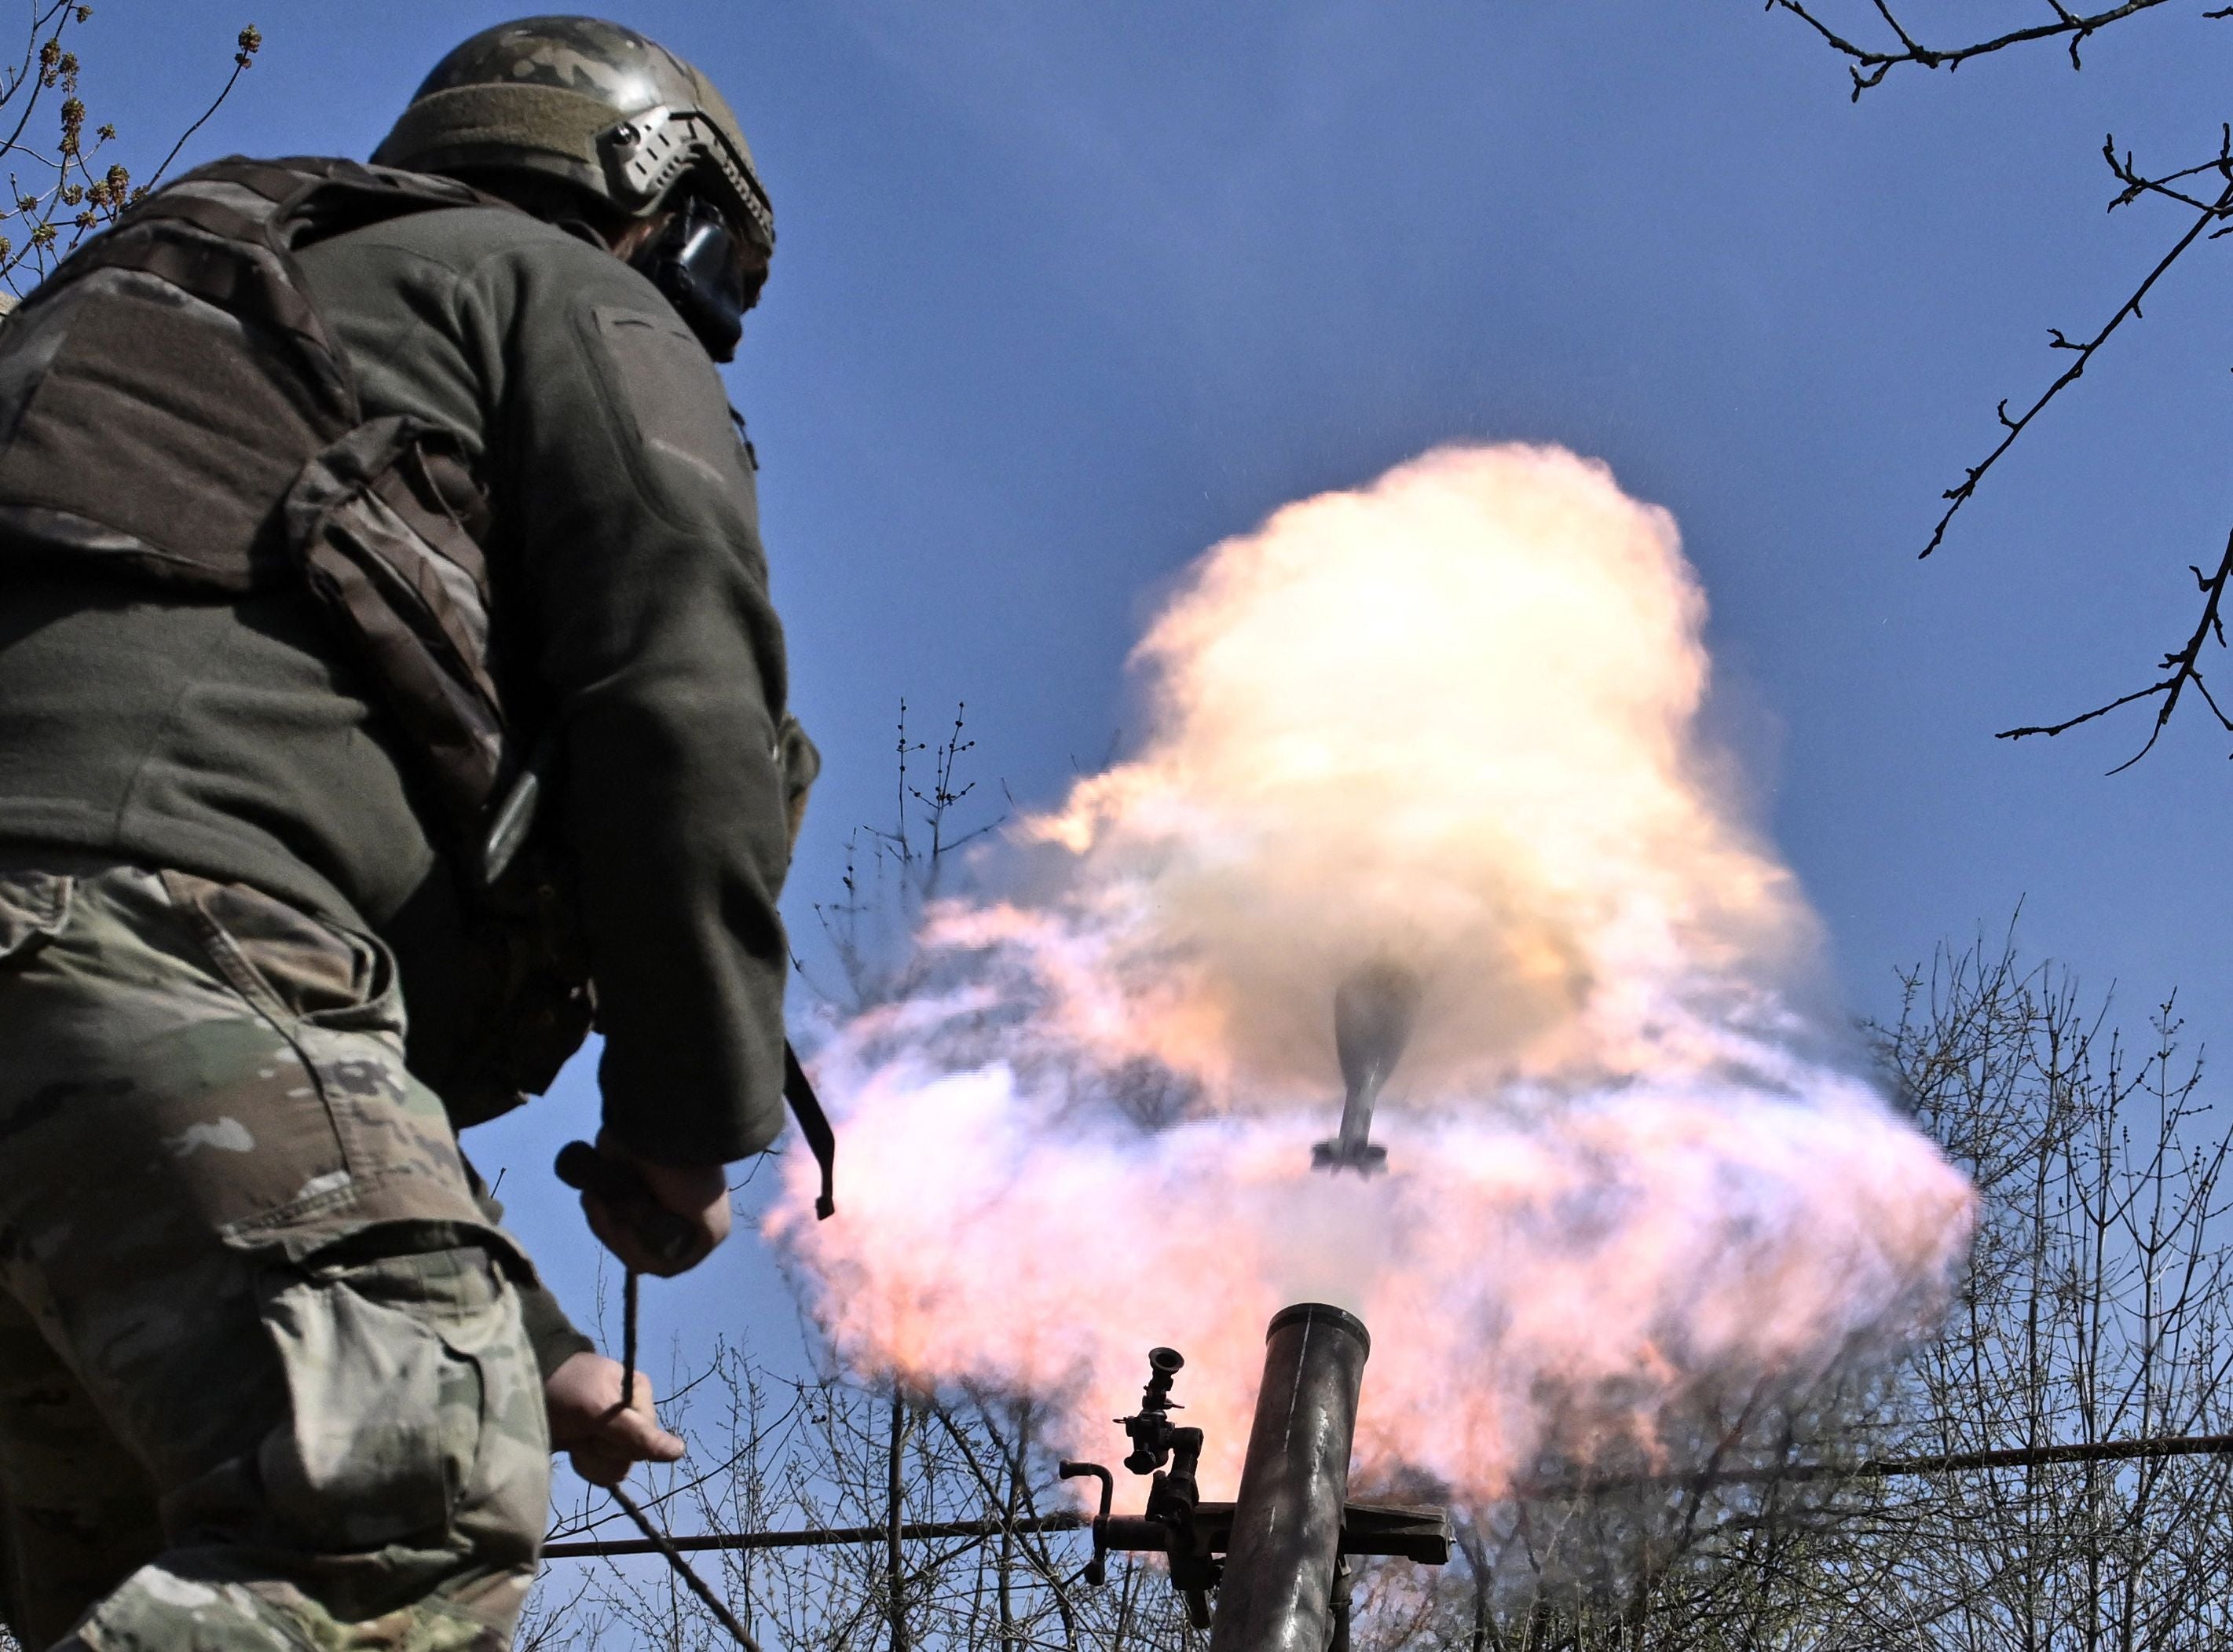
1210 1302 1371 1652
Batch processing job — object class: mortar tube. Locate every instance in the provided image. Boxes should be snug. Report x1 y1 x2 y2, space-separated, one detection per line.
1209 1303 1371 1652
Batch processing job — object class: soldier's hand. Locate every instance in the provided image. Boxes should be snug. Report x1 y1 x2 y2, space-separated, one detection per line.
577 1130 732 1276
546 1350 686 1488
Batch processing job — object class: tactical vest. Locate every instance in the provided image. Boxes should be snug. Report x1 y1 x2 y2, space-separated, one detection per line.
0 155 517 833
0 156 836 1214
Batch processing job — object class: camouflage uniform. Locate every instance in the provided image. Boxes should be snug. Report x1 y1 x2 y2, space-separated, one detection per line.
0 861 547 1648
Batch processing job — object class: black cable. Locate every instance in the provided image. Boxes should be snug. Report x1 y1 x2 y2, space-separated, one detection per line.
603 1266 763 1652
620 1269 639 1414
611 1482 766 1652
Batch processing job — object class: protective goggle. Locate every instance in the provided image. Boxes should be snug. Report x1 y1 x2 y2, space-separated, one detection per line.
629 193 765 362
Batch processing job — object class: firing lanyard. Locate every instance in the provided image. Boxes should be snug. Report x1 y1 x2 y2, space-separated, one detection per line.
607 1268 767 1652
551 1036 837 1652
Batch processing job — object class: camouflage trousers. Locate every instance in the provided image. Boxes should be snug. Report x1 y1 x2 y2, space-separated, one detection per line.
0 862 551 1650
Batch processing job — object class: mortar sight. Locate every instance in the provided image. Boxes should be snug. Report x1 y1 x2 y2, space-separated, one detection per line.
1122 1346 1190 1474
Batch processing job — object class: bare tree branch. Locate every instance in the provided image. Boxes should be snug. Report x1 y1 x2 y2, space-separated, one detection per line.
1922 164 2232 560
1997 526 2233 767
1767 0 2198 97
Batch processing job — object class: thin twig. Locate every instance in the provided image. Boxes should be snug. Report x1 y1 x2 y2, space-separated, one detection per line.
1997 526 2233 767
141 24 258 191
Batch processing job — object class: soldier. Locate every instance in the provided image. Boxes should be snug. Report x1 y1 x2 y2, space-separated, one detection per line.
0 15 820 1648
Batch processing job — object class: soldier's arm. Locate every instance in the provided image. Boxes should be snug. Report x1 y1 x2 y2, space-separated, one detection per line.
481 240 798 1169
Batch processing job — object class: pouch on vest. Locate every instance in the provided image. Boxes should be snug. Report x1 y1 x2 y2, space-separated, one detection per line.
285 415 509 825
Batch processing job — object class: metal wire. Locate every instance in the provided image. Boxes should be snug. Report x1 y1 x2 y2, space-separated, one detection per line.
543 1432 2233 1562
544 1514 1089 1560
1525 1430 2233 1499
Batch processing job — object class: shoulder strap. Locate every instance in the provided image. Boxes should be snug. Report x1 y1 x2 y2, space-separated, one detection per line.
785 1042 838 1221
0 156 514 593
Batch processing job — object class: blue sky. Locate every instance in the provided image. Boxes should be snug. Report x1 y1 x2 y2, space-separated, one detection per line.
67 0 2233 1456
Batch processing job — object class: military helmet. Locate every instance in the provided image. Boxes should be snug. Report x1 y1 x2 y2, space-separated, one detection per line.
372 15 773 254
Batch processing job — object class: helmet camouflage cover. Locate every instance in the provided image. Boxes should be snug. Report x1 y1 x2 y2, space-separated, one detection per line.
372 15 773 252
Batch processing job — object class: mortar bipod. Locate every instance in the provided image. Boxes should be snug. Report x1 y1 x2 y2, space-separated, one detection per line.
1060 1324 1453 1648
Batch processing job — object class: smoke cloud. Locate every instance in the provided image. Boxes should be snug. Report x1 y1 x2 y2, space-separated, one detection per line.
771 444 1974 1500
